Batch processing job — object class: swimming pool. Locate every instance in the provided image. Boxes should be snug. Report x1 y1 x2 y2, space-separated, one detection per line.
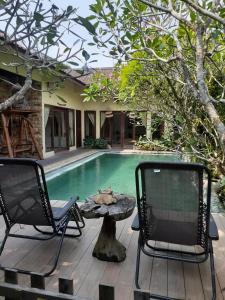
47 153 178 200
46 152 224 212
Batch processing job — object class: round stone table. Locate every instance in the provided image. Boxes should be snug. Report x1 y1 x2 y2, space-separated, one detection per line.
80 194 136 262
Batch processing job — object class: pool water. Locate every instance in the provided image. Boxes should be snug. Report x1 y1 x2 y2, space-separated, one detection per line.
46 153 224 212
47 153 178 201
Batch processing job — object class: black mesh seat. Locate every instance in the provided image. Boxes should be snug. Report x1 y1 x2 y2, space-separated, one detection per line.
0 158 85 276
132 161 218 299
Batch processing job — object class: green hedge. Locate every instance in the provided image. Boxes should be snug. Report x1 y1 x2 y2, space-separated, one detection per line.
83 137 108 149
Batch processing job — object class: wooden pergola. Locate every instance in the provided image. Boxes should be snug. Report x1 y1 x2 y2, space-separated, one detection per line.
0 108 43 159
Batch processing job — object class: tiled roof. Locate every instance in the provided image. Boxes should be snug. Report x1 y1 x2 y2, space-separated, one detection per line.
73 67 114 85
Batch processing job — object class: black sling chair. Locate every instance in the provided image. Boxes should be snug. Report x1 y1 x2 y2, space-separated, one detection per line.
0 158 85 276
132 161 218 300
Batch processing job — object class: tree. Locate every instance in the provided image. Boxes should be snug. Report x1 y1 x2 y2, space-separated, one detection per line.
80 0 225 152
0 0 90 111
83 55 224 174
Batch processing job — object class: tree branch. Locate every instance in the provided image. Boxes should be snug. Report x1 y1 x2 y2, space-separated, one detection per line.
181 0 225 26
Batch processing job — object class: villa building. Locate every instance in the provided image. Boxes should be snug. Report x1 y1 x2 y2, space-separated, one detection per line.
0 59 148 158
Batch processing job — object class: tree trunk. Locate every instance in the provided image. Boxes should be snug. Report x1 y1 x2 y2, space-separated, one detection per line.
195 23 225 148
0 68 32 112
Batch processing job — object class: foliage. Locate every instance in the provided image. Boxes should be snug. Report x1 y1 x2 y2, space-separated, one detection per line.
134 136 172 151
79 0 225 171
0 0 91 111
83 137 108 149
82 71 120 102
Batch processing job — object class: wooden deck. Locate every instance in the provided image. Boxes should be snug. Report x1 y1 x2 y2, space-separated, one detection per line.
0 209 225 299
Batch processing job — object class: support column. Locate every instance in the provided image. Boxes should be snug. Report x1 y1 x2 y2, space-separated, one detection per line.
120 112 125 148
96 110 100 139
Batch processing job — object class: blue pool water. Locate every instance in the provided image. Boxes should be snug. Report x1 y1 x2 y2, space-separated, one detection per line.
47 153 178 201
46 153 224 212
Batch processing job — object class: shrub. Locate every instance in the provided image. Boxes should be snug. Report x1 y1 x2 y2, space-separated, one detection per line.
134 136 169 151
83 137 95 147
93 138 108 149
83 137 108 149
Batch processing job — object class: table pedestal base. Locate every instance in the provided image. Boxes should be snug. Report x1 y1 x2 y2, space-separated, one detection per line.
92 216 126 262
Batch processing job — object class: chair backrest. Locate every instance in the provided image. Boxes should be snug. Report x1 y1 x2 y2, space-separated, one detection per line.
136 161 211 249
0 158 54 227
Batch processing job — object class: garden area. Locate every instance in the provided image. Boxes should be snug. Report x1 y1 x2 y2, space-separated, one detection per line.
79 0 225 204
0 1 225 299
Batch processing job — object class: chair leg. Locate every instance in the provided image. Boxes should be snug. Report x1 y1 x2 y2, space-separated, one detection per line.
209 240 216 300
135 233 141 289
0 229 10 255
43 221 69 277
73 203 85 228
66 210 82 237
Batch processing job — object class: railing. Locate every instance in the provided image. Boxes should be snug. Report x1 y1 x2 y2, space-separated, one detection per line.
0 269 159 300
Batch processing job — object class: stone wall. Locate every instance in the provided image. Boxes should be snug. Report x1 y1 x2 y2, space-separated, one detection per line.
0 80 43 158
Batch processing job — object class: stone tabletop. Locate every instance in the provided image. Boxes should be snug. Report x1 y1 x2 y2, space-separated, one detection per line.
80 193 136 221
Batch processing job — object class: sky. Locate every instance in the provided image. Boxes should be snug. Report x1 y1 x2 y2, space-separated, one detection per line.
52 0 115 68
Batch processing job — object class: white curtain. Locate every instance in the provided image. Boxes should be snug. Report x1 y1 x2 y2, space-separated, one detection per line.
44 106 50 128
69 111 74 146
101 112 106 128
88 113 95 125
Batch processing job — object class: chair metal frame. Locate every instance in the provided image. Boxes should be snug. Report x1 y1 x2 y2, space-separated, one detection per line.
0 158 85 276
132 161 218 300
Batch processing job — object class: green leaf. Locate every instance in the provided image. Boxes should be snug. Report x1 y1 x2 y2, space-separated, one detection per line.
56 95 67 103
190 10 196 22
67 5 73 13
109 49 117 56
34 12 44 22
69 61 79 66
64 47 70 53
51 4 59 10
47 32 55 44
40 36 46 45
77 16 96 35
126 32 133 41
82 50 90 61
16 16 23 27
93 36 99 43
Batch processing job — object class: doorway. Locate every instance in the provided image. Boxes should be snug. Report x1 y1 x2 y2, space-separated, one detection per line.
45 106 75 152
100 111 147 148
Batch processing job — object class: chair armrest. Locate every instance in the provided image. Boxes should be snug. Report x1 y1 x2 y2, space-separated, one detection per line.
51 197 78 221
70 196 79 202
209 214 219 241
131 214 140 231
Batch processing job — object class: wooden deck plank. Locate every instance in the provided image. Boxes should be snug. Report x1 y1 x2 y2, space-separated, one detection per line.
149 242 168 298
183 263 204 300
211 214 225 299
167 244 185 299
182 245 205 300
134 243 154 291
100 216 133 287
46 218 102 291
0 211 223 299
77 216 130 300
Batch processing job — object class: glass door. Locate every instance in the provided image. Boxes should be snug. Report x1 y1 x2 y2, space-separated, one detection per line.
45 105 69 152
53 110 67 150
